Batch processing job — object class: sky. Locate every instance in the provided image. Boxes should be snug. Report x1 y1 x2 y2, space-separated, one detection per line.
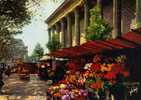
15 0 64 56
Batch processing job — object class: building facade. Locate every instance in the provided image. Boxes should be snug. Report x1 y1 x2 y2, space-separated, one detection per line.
46 0 141 48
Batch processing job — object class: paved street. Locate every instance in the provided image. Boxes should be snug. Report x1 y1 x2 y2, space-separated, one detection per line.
0 74 48 100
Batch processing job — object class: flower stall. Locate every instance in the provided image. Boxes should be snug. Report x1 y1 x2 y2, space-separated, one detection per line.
47 28 141 99
47 54 129 100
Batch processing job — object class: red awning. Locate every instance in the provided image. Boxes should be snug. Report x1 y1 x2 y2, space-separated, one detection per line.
48 28 141 58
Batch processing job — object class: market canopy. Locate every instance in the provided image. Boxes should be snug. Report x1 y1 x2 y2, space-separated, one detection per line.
48 28 141 58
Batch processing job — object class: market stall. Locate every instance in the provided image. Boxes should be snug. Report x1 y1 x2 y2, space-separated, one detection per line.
39 56 68 82
47 28 141 100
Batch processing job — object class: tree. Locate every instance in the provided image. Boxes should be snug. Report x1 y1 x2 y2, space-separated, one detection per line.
0 0 58 61
0 38 28 62
0 0 42 61
30 43 44 62
46 33 62 52
0 0 42 26
86 5 112 40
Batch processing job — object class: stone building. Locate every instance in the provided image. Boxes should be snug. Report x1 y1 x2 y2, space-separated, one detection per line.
46 0 141 48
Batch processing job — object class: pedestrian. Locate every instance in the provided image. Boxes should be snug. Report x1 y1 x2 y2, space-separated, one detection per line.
5 66 11 77
0 69 4 94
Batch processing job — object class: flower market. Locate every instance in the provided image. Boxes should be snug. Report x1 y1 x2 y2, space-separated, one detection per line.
2 0 141 100
46 28 141 100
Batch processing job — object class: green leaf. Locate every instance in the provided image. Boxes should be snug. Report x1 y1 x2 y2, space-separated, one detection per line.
86 5 112 41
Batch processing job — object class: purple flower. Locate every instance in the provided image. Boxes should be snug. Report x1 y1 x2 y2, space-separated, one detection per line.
62 94 71 100
60 89 69 95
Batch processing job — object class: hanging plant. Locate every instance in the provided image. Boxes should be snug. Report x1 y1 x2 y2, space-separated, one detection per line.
86 5 112 40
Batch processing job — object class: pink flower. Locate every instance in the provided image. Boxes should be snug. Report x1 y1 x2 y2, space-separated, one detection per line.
62 94 71 100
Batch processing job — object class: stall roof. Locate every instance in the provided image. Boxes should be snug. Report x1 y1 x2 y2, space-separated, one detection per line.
48 28 141 58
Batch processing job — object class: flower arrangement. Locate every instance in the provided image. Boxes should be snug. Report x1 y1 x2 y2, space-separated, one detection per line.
83 55 129 99
47 68 88 99
47 83 88 100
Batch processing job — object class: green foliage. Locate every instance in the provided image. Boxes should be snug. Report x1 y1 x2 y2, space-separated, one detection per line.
30 43 44 62
0 38 28 62
0 0 31 27
0 0 41 61
0 0 42 26
46 33 62 52
86 5 112 40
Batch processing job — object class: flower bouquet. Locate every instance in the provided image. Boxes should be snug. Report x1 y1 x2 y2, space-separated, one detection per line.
83 55 129 99
47 83 88 100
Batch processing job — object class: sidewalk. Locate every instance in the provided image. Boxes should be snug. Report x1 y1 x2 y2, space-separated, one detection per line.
0 96 47 100
0 74 48 100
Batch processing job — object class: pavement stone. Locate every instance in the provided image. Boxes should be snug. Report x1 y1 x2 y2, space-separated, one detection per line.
0 74 48 100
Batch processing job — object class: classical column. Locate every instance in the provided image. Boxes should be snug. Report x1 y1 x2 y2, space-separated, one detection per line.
113 0 122 38
61 19 65 48
51 26 55 41
75 8 80 45
97 0 103 18
136 0 141 28
48 28 51 41
84 0 89 34
55 23 60 33
55 23 60 41
67 14 72 47
50 26 55 41
52 26 55 35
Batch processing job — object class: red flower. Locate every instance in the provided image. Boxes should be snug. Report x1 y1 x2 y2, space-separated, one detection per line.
59 79 67 84
90 81 103 89
112 64 124 73
104 71 116 80
66 61 78 73
93 55 102 63
121 71 129 77
91 63 101 71
95 73 104 78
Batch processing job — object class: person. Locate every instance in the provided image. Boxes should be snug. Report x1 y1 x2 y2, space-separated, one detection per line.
38 64 48 80
54 62 65 82
0 69 4 94
5 66 11 77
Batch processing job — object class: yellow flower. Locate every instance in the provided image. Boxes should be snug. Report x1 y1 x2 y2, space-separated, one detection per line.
60 84 66 89
101 64 112 72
